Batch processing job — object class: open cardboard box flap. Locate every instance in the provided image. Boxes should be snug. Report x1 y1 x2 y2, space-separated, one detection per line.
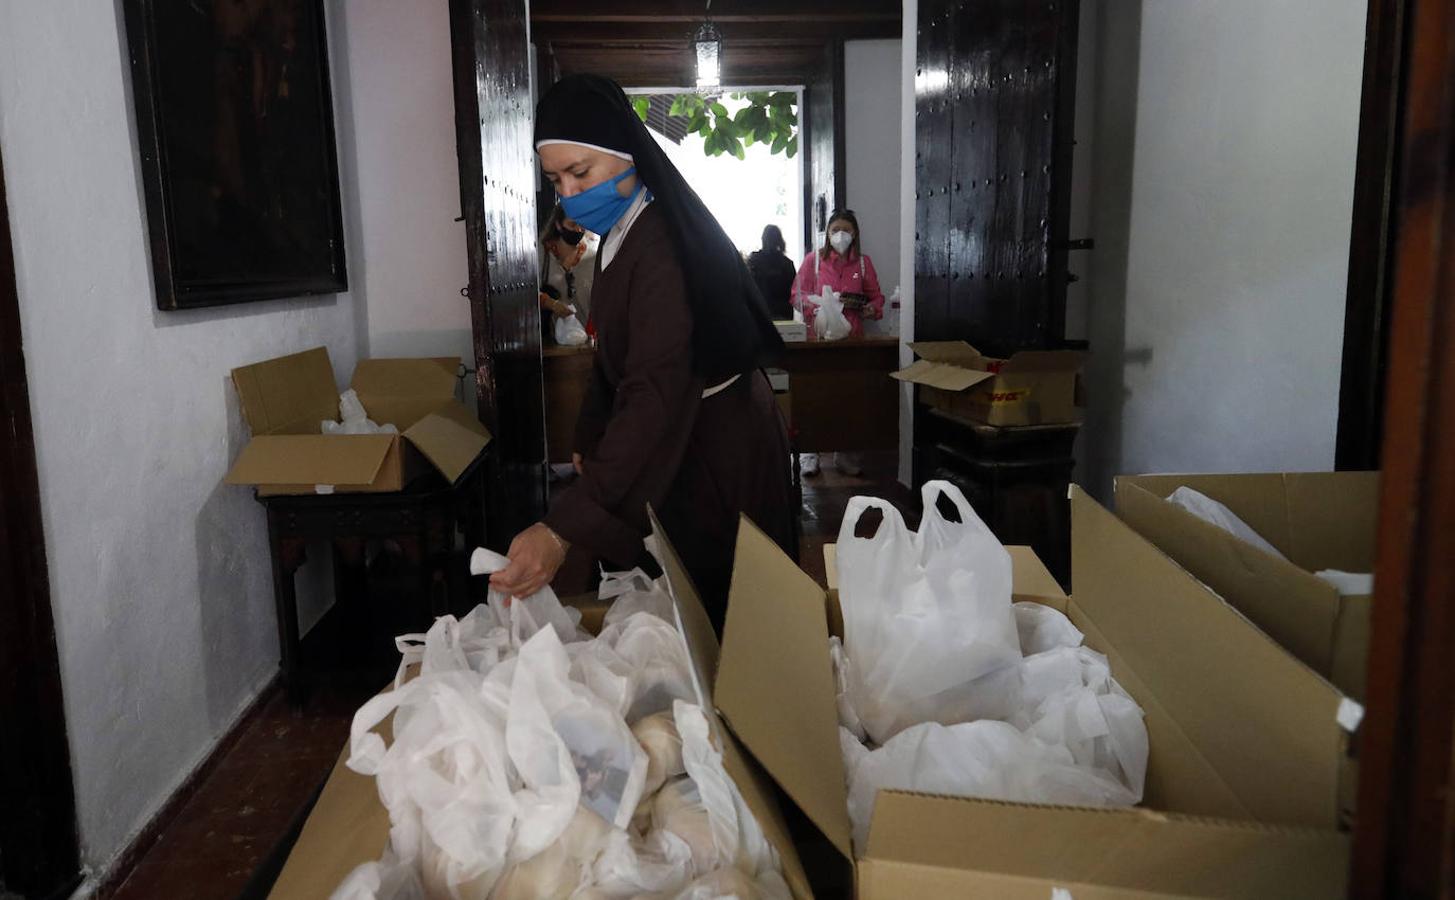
715 491 1349 897
350 357 459 430
647 510 813 900
232 346 340 436
1115 472 1378 700
893 341 1087 389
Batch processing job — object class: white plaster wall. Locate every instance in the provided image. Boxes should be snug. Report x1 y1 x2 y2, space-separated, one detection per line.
0 0 359 878
1079 0 1364 498
898 5 917 487
845 39 904 295
333 0 472 362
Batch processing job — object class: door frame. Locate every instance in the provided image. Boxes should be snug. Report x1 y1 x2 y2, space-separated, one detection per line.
1349 0 1455 893
0 142 83 897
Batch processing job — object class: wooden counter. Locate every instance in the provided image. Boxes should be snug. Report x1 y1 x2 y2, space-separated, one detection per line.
776 337 900 452
541 337 902 460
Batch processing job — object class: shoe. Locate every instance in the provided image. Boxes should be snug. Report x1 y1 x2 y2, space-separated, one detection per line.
835 452 864 476
800 453 821 477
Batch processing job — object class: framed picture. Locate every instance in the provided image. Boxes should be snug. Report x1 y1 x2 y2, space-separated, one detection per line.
123 0 348 311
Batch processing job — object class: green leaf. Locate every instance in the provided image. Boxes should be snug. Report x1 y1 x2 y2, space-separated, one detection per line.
769 91 795 107
732 139 746 160
786 135 799 158
668 94 688 117
771 131 789 154
631 96 651 122
709 102 728 118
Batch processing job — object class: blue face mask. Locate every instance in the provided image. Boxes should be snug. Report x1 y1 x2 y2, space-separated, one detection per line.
560 167 641 236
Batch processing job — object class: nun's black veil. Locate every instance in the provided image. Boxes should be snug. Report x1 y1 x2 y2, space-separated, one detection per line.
535 75 784 380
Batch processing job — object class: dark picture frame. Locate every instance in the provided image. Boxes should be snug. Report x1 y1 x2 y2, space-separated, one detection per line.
122 0 348 311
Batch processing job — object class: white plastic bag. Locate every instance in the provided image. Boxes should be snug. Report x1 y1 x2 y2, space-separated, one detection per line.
599 613 698 723
828 636 868 742
507 627 649 841
837 481 1022 743
331 852 425 900
1014 602 1085 656
1166 486 1287 560
323 388 399 435
807 288 851 341
555 307 589 346
841 718 1141 852
1316 569 1375 595
490 805 612 900
601 567 677 627
346 668 517 898
634 711 687 797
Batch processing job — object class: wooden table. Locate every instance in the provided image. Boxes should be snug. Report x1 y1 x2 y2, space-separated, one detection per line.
776 337 901 452
257 453 487 705
542 344 595 464
541 337 902 459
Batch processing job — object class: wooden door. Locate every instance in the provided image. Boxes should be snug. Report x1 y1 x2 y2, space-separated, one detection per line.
449 0 547 548
0 142 82 899
913 0 1079 353
1349 0 1455 894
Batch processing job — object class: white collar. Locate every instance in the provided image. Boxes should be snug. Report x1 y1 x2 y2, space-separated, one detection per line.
600 189 652 271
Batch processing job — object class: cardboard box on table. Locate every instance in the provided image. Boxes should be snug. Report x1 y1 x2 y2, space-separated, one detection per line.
267 524 814 900
224 347 491 496
891 340 1085 426
713 487 1352 899
1115 472 1379 701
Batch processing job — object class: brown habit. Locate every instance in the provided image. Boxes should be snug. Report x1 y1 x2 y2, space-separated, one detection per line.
543 204 795 628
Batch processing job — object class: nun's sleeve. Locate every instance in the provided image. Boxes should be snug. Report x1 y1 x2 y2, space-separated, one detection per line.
544 248 701 565
792 253 818 328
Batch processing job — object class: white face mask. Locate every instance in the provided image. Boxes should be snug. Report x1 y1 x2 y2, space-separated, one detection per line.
829 231 854 254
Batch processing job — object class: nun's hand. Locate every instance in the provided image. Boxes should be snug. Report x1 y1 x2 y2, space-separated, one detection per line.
489 523 568 600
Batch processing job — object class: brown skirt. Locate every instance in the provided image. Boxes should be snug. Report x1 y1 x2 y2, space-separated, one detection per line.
655 370 797 633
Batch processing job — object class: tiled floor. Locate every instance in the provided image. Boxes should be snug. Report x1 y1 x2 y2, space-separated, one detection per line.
100 455 913 900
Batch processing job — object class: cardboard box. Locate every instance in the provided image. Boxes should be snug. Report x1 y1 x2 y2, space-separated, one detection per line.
891 341 1085 426
1115 471 1379 701
268 556 814 899
225 347 491 496
709 488 1351 898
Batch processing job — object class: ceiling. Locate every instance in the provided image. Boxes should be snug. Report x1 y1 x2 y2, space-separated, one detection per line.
531 1 901 87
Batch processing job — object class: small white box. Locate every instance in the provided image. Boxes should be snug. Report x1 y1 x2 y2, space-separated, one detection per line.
774 320 807 343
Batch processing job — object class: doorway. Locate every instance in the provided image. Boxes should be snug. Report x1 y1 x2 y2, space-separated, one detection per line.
0 144 82 898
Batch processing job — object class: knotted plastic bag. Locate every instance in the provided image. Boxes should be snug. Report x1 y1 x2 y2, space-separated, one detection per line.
807 287 851 341
837 481 1021 743
507 627 649 842
345 667 518 898
555 307 589 347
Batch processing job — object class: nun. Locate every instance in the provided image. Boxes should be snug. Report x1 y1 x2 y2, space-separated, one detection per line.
489 74 797 631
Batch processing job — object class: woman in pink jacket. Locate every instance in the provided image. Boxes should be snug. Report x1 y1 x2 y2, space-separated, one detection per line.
793 208 886 339
792 209 884 476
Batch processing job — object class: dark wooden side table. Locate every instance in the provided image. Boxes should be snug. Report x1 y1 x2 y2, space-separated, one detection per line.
915 409 1081 585
257 454 486 705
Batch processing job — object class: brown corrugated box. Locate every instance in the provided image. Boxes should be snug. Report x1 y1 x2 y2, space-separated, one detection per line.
225 347 491 496
268 519 813 900
1115 471 1379 701
711 487 1351 898
891 341 1086 426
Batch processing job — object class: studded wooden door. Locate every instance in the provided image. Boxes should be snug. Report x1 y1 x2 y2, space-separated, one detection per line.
914 0 1079 354
450 0 546 547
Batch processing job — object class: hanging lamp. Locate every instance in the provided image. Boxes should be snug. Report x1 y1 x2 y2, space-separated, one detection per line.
693 1 722 94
